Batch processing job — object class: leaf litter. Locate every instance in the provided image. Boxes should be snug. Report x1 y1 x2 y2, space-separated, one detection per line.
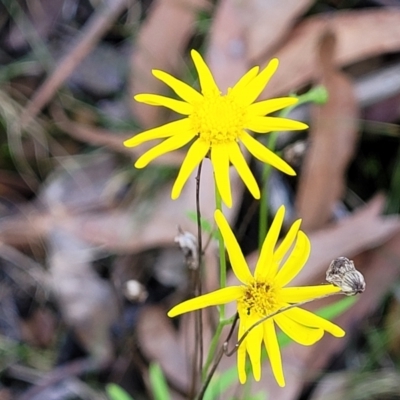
0 0 400 399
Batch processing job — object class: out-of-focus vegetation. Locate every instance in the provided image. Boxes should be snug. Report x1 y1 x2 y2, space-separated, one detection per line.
1 0 400 399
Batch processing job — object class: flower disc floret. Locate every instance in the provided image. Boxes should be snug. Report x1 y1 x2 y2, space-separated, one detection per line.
240 280 281 318
167 206 345 387
124 50 308 207
190 92 245 145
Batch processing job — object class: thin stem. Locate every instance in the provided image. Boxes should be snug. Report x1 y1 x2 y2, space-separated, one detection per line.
214 184 226 318
202 322 223 381
196 346 224 400
258 88 323 249
258 155 274 249
195 161 204 374
189 161 204 399
197 314 239 400
202 314 236 378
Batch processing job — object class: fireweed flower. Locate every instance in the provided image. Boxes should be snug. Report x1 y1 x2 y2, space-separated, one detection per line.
124 50 308 207
168 206 345 386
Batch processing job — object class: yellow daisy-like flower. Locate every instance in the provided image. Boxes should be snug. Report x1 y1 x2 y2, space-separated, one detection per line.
124 50 308 207
168 206 345 386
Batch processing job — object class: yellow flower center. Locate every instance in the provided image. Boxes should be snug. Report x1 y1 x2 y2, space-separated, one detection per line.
239 280 281 318
189 92 246 145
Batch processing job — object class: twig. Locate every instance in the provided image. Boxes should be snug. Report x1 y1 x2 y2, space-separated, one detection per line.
196 314 239 400
190 161 204 399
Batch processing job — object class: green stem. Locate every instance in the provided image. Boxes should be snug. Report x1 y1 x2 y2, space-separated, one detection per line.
258 86 327 249
202 315 236 380
214 184 226 316
200 182 228 380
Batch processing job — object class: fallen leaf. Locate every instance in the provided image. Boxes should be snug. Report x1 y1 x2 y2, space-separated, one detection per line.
51 106 185 166
241 0 314 62
295 31 360 231
205 0 249 93
206 0 313 92
261 9 400 98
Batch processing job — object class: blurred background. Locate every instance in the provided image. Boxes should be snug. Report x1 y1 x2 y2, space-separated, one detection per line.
1 0 400 399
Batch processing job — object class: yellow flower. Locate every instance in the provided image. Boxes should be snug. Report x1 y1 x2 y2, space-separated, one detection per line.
168 206 344 386
124 50 308 207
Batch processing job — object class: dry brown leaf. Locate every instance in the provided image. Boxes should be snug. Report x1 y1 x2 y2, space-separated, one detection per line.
206 0 313 92
0 152 240 256
295 32 360 231
205 0 249 93
261 9 400 98
241 0 314 62
136 305 190 393
130 0 210 127
52 106 185 167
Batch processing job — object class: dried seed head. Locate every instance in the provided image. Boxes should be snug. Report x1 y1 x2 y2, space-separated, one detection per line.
326 257 366 296
175 228 198 270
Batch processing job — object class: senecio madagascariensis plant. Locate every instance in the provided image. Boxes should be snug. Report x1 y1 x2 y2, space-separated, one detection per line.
168 206 345 386
124 50 308 208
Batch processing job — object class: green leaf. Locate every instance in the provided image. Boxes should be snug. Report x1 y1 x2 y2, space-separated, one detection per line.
106 383 134 400
315 295 357 319
186 211 218 239
149 363 171 400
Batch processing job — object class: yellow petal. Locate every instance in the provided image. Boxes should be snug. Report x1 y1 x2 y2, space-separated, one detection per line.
274 314 324 346
247 116 308 133
191 50 219 96
171 139 209 199
273 219 302 265
135 132 195 168
240 58 279 106
247 97 298 116
255 205 285 280
152 69 203 104
123 119 190 147
228 142 260 200
284 307 345 338
237 319 247 384
135 94 193 115
263 319 285 387
246 318 263 381
214 210 254 284
230 66 260 95
240 131 296 176
274 231 310 287
211 144 232 208
281 285 341 303
167 286 242 317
